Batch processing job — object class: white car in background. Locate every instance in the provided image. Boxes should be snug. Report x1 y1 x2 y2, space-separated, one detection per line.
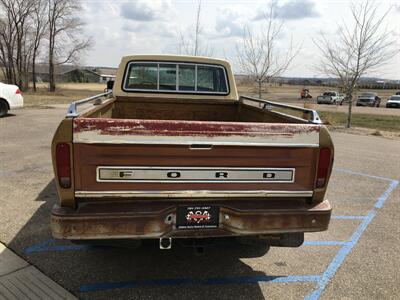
386 95 400 108
316 91 345 105
0 82 24 117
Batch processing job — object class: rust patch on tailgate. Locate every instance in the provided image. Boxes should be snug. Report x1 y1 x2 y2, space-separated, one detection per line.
73 118 320 137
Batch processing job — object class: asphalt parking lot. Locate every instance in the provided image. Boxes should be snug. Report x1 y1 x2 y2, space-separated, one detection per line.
0 107 399 299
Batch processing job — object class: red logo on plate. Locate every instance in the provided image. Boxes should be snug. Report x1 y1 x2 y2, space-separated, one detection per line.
186 210 211 223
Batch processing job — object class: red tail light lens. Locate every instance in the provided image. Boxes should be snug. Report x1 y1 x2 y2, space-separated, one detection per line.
56 143 71 188
15 88 21 94
316 147 331 188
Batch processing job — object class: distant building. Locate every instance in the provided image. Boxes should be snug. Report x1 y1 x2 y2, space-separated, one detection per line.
32 64 75 82
31 64 117 83
92 68 117 83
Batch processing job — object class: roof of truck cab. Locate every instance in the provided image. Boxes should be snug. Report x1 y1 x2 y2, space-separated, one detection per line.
120 54 230 66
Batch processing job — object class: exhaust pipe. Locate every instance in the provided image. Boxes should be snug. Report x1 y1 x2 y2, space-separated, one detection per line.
159 238 172 250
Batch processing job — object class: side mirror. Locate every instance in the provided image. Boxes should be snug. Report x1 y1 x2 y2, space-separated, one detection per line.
105 80 114 92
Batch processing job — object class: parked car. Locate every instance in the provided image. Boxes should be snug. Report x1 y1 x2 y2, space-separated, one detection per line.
395 91 400 95
386 95 400 108
356 92 381 107
50 54 334 252
316 91 344 105
0 82 24 117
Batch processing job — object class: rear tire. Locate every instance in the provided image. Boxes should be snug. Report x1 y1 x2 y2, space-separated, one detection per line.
0 100 8 117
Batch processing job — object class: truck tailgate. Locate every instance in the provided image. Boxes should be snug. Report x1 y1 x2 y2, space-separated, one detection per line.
73 118 320 197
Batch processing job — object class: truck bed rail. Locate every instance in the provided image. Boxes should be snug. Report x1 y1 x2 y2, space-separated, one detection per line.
66 91 113 118
239 96 322 124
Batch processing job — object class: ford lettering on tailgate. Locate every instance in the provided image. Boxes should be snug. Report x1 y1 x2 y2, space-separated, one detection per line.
97 166 295 183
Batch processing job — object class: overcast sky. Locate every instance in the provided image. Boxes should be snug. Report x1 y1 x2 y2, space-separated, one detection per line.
81 0 400 80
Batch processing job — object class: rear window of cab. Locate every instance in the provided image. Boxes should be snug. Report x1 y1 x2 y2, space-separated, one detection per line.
123 61 229 95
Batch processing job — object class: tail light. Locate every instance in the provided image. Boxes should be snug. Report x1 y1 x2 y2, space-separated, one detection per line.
56 143 71 188
316 147 332 188
15 88 21 94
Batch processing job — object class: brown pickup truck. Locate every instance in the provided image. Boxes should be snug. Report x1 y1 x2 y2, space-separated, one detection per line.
51 55 333 251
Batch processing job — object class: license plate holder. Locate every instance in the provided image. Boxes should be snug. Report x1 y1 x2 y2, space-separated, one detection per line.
176 205 219 229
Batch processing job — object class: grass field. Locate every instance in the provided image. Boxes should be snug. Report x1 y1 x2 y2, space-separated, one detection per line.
23 83 105 106
318 111 400 132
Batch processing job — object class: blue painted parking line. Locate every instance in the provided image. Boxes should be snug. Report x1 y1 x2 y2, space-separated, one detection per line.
331 215 367 220
75 169 398 296
80 275 321 292
305 210 376 300
305 175 399 300
375 179 398 208
24 239 53 254
334 168 396 182
22 168 399 299
24 239 93 254
303 241 349 246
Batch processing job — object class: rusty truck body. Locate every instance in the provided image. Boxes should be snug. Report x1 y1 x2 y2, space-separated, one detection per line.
51 55 333 250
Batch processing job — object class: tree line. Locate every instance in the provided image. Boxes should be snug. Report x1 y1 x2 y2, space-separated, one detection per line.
0 0 90 92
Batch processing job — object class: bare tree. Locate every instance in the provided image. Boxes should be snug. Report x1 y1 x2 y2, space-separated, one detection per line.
236 4 297 98
0 0 89 92
193 0 201 56
315 1 398 128
10 0 35 89
0 0 35 89
21 22 34 91
47 0 91 92
0 7 17 84
0 0 49 91
177 0 213 57
31 0 48 92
